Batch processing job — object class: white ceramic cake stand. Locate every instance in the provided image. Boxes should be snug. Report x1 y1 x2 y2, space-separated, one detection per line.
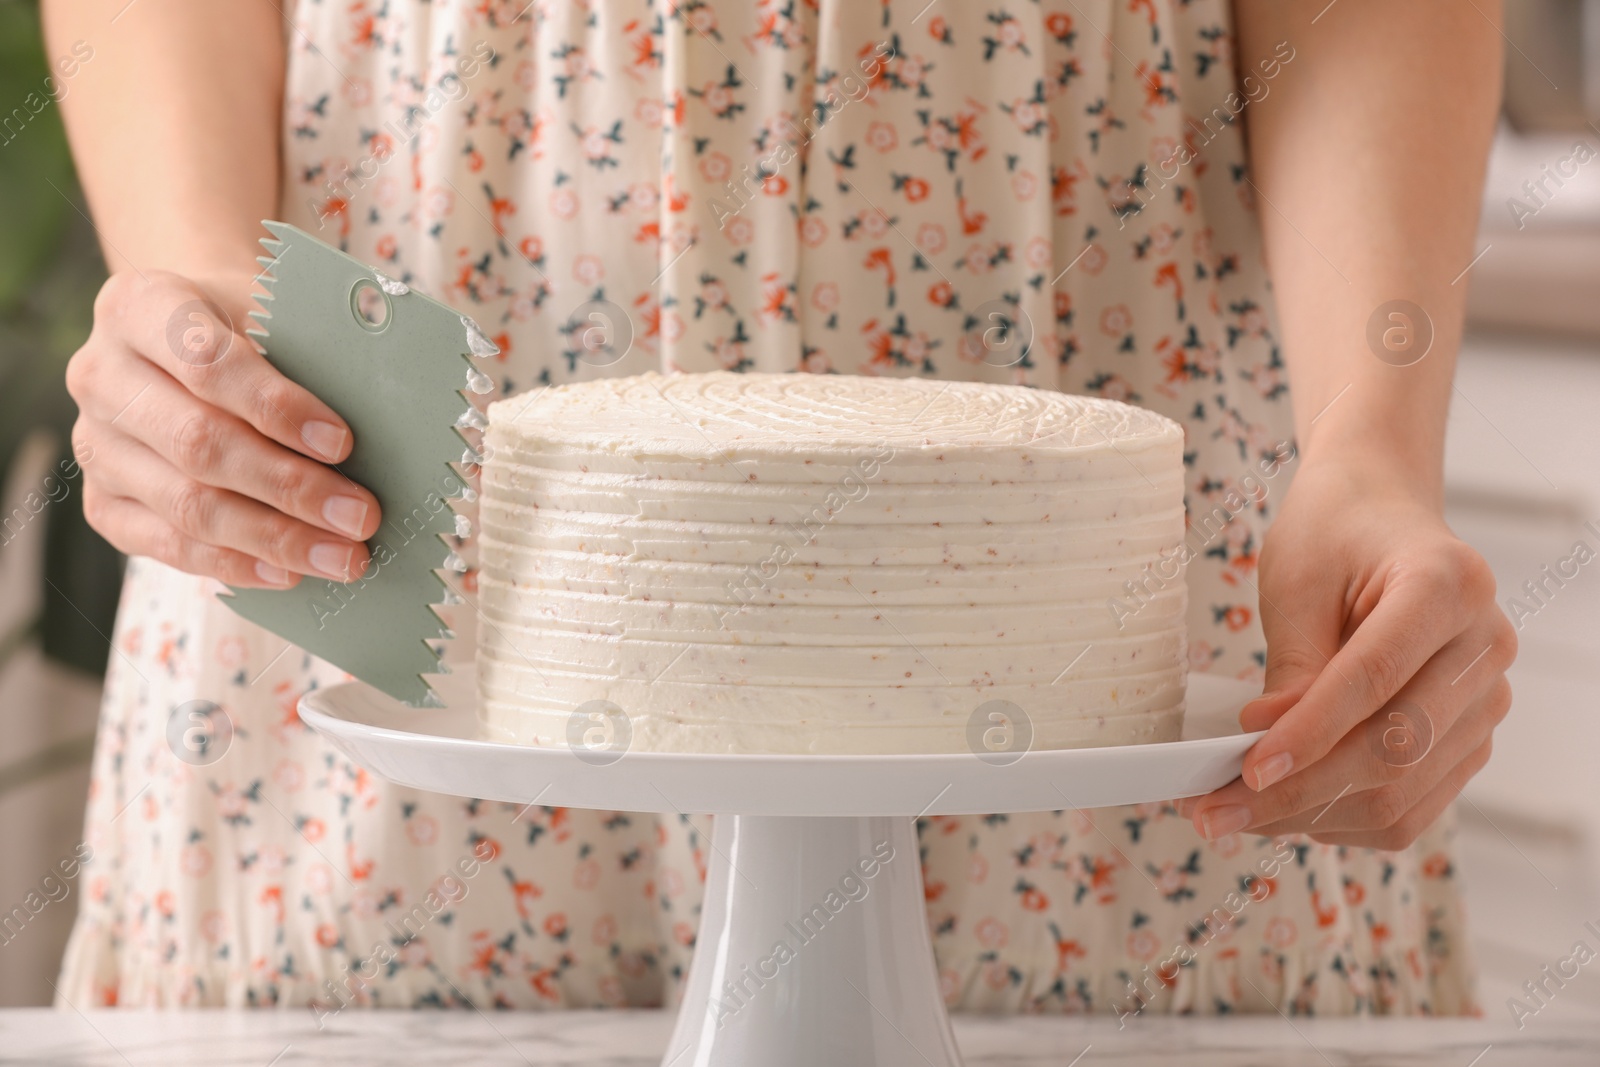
300 674 1264 1067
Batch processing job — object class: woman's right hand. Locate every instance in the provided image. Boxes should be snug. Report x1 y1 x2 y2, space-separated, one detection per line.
67 268 381 588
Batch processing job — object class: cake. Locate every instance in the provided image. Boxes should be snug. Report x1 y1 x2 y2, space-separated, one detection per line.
475 372 1187 755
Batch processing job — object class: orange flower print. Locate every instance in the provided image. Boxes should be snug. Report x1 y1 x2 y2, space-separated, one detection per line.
723 215 754 245
1053 289 1073 320
1126 928 1160 961
866 121 898 152
1263 918 1298 949
572 254 604 285
1055 938 1087 971
1421 853 1453 878
1100 303 1133 337
799 214 828 247
956 187 988 235
259 885 284 925
699 151 732 183
346 842 375 881
531 969 561 1001
811 281 839 312
1078 241 1110 274
982 13 1028 58
404 815 438 847
574 858 601 890
975 918 1008 949
549 187 578 220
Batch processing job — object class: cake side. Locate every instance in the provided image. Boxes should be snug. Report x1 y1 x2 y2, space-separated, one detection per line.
476 372 1188 755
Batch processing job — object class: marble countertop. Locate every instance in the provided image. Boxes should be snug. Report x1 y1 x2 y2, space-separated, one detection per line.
2 1009 1595 1065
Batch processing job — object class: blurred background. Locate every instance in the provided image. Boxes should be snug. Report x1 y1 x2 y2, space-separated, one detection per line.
1 0 1598 1017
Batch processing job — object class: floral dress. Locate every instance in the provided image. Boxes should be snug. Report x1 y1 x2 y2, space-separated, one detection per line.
59 0 1476 1016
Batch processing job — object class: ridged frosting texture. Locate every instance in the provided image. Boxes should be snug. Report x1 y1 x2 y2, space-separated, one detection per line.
477 372 1188 754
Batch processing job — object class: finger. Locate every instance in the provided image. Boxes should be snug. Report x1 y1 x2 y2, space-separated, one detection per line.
1241 558 1475 791
82 487 296 589
1183 627 1509 834
1236 557 1345 738
106 270 356 464
1189 623 1504 834
91 428 370 582
1245 684 1504 836
77 360 380 542
1306 738 1494 851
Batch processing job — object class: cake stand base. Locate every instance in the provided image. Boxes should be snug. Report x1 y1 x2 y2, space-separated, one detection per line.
664 814 960 1067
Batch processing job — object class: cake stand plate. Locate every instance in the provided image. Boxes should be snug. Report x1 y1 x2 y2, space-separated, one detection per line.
300 675 1264 1067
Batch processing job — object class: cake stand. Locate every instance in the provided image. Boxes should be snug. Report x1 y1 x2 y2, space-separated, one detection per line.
300 674 1264 1067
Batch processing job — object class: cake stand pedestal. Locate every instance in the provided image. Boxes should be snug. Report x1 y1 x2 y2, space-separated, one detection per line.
668 813 959 1067
300 674 1263 1067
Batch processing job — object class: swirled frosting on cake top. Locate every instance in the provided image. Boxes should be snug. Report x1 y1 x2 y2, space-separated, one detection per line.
477 372 1188 755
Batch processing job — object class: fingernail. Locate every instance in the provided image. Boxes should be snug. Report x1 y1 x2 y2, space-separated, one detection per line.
1174 797 1195 818
1200 805 1252 841
255 561 293 586
310 542 355 580
302 420 348 461
1254 752 1294 790
323 495 370 539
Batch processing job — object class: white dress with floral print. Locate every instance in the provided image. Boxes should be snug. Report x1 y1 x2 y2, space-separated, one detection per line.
59 0 1477 1016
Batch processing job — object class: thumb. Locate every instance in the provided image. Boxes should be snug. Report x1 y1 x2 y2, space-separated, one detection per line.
1237 583 1342 733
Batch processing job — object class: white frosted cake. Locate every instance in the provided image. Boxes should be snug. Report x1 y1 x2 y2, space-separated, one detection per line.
476 372 1187 755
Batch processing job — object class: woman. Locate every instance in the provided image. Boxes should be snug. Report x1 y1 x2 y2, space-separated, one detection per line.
48 0 1514 1016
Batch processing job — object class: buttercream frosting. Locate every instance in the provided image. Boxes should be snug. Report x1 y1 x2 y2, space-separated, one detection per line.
477 372 1188 755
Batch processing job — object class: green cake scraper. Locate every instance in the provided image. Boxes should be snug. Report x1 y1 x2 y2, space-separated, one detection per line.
219 221 488 705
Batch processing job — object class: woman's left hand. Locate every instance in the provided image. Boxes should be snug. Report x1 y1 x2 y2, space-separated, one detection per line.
1178 454 1517 850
